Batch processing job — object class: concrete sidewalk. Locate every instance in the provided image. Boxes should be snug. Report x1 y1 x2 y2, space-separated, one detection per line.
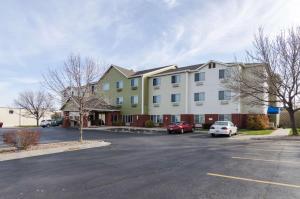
232 128 290 140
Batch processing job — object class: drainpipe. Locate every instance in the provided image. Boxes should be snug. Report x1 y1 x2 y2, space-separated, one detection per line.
185 72 189 114
141 76 144 114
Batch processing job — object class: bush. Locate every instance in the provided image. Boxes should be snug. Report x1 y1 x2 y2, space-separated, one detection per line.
112 120 124 126
202 123 213 129
2 130 40 150
247 115 269 130
145 120 154 128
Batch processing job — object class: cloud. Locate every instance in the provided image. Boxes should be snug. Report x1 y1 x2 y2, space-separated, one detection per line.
163 0 179 9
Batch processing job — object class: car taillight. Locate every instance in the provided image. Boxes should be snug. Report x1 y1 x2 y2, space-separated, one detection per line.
221 127 228 130
210 126 215 129
179 125 183 128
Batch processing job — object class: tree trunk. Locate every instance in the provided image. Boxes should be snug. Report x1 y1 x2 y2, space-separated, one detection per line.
288 110 298 136
79 113 83 142
36 119 39 127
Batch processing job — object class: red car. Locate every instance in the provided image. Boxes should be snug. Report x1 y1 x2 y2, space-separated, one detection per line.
167 122 194 134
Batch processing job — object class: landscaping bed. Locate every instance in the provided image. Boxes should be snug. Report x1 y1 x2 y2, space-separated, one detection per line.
238 129 274 135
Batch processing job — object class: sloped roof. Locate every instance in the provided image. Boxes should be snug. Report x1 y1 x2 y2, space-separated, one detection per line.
112 65 135 77
130 65 177 77
154 64 204 75
61 97 119 112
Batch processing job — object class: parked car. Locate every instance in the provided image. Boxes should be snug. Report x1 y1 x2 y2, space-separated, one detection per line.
167 122 194 134
209 121 238 137
40 120 54 128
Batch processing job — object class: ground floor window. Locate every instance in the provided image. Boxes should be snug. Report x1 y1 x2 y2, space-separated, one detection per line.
150 115 163 124
218 114 232 121
194 114 205 124
122 115 133 123
171 115 180 123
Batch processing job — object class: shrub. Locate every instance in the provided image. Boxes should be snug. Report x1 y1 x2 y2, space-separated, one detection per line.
145 120 154 128
2 130 40 150
112 120 124 126
247 115 269 130
202 123 213 129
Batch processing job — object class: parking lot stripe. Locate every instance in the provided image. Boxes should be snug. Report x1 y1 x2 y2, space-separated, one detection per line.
207 173 300 188
232 156 300 164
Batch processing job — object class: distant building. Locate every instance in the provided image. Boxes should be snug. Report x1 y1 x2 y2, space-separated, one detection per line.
0 107 52 127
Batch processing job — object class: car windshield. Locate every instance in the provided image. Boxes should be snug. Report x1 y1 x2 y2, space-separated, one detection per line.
215 121 228 126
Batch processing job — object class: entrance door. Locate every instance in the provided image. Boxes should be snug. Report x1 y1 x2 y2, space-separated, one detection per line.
99 113 106 125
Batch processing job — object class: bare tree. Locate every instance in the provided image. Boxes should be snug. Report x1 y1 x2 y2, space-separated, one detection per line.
43 54 104 142
14 90 53 126
227 27 300 135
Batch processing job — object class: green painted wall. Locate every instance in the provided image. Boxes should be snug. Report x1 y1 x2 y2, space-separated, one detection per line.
98 67 142 115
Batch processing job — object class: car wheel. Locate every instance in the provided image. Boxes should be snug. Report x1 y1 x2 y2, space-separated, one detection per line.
228 131 232 137
211 133 215 137
181 129 184 134
47 124 50 128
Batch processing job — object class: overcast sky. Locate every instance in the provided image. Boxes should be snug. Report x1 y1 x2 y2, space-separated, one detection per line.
0 0 300 106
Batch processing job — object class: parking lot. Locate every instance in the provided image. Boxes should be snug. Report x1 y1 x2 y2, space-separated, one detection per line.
0 127 300 198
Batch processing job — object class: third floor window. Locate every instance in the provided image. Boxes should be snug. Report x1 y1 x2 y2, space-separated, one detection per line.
171 75 180 84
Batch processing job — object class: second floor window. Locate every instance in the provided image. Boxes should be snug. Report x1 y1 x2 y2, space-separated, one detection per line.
153 78 160 86
116 97 123 105
131 96 138 105
171 75 180 84
194 92 205 101
131 78 138 88
153 95 161 104
103 83 110 91
171 93 180 103
194 72 205 81
219 90 231 100
116 81 123 89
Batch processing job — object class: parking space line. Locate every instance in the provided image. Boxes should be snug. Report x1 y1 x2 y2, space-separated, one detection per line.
232 156 300 164
207 173 300 188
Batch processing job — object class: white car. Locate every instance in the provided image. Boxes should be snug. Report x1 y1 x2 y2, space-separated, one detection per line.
40 120 53 128
209 121 238 137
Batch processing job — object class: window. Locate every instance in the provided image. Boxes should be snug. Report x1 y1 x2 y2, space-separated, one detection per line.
219 69 225 79
103 83 110 91
171 94 180 103
153 95 161 104
71 91 74 96
171 75 180 84
218 114 232 121
194 92 205 101
150 115 163 123
131 78 138 88
219 69 231 79
116 81 123 89
9 110 14 114
171 115 180 123
131 96 138 105
116 97 123 105
122 115 133 123
218 90 231 100
153 78 160 86
195 114 205 124
209 62 216 69
194 72 205 81
91 85 95 94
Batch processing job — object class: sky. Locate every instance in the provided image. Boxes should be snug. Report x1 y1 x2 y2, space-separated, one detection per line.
0 0 300 106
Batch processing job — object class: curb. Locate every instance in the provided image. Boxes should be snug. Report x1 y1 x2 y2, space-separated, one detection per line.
0 141 111 162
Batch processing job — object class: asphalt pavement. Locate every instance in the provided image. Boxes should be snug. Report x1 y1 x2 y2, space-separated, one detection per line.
0 127 300 199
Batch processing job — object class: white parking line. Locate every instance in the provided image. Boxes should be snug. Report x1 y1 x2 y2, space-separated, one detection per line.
232 156 300 164
207 173 300 188
244 148 299 153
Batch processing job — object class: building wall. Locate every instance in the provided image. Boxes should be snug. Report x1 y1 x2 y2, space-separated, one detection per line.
188 63 240 115
148 72 187 115
99 67 142 115
0 107 52 127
